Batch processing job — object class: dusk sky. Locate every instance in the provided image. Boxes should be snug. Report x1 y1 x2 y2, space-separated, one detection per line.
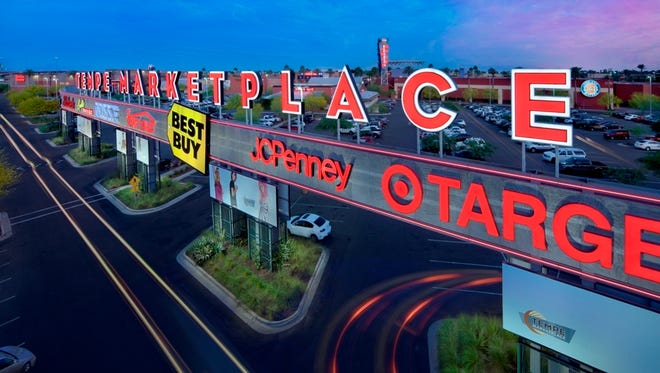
1 0 658 73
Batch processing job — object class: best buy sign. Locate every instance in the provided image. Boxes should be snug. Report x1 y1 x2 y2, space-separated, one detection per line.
167 103 209 174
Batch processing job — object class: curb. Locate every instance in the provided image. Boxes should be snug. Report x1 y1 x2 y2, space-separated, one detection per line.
177 235 329 334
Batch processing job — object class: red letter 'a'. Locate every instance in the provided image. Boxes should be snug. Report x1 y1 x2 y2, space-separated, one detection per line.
326 65 369 123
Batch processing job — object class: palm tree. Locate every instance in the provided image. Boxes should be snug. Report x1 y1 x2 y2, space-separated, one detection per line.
637 64 646 73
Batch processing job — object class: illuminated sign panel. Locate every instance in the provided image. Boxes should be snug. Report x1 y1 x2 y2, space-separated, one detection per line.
209 164 277 226
580 79 601 97
503 264 660 372
59 67 660 298
167 103 209 175
213 124 660 297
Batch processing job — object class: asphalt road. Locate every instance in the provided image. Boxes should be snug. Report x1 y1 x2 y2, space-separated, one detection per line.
4 96 654 372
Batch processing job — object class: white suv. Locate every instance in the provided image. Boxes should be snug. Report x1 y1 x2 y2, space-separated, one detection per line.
542 147 587 162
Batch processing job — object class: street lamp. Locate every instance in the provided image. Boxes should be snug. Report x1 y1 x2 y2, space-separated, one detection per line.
53 75 58 93
648 75 653 117
45 76 50 97
297 86 304 134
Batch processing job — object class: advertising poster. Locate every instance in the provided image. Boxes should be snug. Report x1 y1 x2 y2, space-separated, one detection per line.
209 164 277 226
116 130 127 154
135 136 149 165
76 116 92 137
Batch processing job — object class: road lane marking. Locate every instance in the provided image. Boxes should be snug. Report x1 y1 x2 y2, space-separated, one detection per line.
1 113 248 373
0 114 191 373
0 295 16 304
0 316 20 328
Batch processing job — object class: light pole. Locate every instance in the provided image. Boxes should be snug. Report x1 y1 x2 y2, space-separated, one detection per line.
297 87 304 134
648 75 653 117
45 76 50 97
53 75 58 93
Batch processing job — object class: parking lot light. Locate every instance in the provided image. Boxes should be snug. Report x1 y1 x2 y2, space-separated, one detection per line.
648 75 653 116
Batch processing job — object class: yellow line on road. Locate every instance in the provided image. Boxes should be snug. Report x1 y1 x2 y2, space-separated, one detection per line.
0 115 190 372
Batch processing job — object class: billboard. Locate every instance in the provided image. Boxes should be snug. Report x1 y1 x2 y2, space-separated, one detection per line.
59 79 660 299
503 264 660 372
167 103 209 174
76 116 92 137
209 164 277 227
116 130 127 154
135 136 150 165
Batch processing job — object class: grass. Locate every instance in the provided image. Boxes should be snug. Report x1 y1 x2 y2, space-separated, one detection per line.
436 314 517 373
114 176 194 209
67 143 115 165
186 231 322 320
38 121 60 133
102 176 128 190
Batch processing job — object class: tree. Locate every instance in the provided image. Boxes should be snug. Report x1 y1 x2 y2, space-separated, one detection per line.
232 102 264 122
0 150 18 197
352 67 364 76
629 92 659 112
302 94 327 113
224 94 242 110
597 92 622 110
326 68 335 76
462 88 477 102
638 64 646 73
403 66 414 76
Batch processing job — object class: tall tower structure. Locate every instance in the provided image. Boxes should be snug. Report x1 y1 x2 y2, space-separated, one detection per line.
377 37 389 86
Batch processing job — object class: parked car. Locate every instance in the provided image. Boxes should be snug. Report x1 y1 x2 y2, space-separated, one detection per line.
443 126 467 137
455 137 486 150
287 213 332 240
0 346 36 373
602 122 624 130
624 113 640 121
583 121 607 131
524 142 554 153
603 129 630 140
559 157 608 177
258 118 276 127
634 139 660 151
454 119 467 127
542 147 587 163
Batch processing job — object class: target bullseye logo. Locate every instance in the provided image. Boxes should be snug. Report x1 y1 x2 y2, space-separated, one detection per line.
381 164 423 214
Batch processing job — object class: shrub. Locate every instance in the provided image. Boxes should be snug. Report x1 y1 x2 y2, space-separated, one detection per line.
187 231 224 265
603 167 647 184
639 152 660 175
437 314 517 373
17 97 48 116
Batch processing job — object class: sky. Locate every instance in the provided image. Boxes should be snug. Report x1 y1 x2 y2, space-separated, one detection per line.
1 0 658 73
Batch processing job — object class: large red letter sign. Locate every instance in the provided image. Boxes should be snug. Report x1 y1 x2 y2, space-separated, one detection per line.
241 71 262 109
511 69 571 145
326 65 369 123
401 68 457 132
280 70 303 115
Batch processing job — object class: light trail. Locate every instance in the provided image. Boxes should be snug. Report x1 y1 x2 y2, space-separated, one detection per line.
1 113 248 372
